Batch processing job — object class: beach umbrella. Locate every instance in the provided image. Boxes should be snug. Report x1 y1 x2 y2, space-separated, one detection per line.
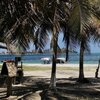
41 57 51 64
41 57 51 61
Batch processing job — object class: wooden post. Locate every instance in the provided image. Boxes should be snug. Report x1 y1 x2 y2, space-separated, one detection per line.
7 77 13 97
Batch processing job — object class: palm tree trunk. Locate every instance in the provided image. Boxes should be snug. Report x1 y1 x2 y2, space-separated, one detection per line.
78 41 90 83
78 41 84 81
65 35 69 62
49 55 57 89
49 26 57 90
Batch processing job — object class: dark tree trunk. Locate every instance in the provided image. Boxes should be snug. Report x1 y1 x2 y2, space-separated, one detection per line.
77 41 90 83
65 35 69 62
49 55 57 90
49 26 57 90
79 41 84 80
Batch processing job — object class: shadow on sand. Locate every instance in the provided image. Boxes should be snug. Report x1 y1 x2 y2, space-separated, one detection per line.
0 77 100 100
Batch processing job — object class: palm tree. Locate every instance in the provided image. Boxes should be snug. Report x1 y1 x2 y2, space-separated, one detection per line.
34 1 61 90
0 0 48 96
61 1 79 62
57 0 87 82
0 0 46 49
0 0 60 90
73 0 100 82
60 0 100 82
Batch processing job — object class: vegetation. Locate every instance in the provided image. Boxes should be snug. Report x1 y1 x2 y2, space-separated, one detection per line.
0 0 100 99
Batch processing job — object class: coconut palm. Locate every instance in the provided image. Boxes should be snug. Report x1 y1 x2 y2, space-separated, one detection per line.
0 0 49 51
34 0 61 89
60 1 79 62
0 0 59 90
71 0 100 82
0 0 30 50
60 0 100 82
0 0 49 96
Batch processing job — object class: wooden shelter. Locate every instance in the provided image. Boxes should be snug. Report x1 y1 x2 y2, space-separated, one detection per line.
1 60 17 97
1 60 17 77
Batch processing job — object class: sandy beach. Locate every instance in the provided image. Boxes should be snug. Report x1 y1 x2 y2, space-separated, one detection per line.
0 63 98 78
0 63 100 100
23 63 98 67
22 63 99 78
15 63 100 100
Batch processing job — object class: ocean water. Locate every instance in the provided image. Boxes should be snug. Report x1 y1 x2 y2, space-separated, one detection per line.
0 53 99 64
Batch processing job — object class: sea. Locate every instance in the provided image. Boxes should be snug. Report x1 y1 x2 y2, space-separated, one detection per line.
0 53 100 64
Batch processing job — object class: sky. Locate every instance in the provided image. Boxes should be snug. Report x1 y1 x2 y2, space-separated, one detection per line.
44 33 100 53
46 33 100 53
90 41 100 53
0 41 99 53
0 34 100 53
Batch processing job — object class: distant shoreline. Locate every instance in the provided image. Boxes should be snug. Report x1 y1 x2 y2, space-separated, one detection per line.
0 53 99 65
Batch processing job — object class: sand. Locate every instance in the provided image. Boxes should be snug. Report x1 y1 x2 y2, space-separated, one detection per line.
23 63 98 67
23 63 99 78
0 63 98 78
19 63 100 100
0 63 100 100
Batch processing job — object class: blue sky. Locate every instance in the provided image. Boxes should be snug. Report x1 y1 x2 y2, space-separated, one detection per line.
90 42 100 53
44 33 100 53
0 42 99 53
0 34 99 53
